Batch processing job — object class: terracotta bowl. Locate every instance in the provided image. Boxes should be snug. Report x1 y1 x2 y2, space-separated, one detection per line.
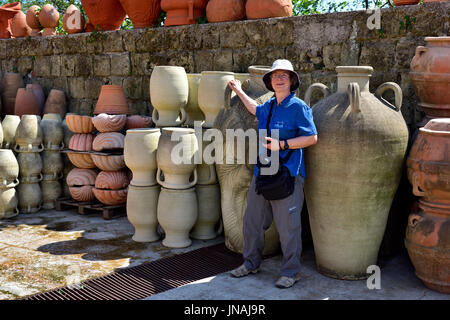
92 132 125 152
69 133 95 151
66 114 95 133
92 187 128 205
66 168 98 187
69 185 95 202
90 154 125 171
67 152 97 169
92 113 127 132
95 170 130 190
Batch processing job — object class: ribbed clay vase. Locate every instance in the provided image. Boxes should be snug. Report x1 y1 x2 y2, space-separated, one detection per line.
127 184 160 242
161 0 208 26
206 0 245 23
124 128 161 187
304 66 409 280
92 113 127 132
0 188 19 219
17 152 43 183
41 179 62 209
0 149 19 189
2 115 21 149
17 182 42 213
150 66 188 127
81 0 126 31
63 4 85 34
198 71 235 128
191 183 222 240
185 74 205 127
40 115 64 150
14 115 44 153
14 87 40 117
43 89 67 119
94 85 129 115
245 0 293 19
69 133 95 151
156 128 198 189
1 73 24 115
41 150 64 181
119 0 161 28
65 114 95 134
157 187 198 248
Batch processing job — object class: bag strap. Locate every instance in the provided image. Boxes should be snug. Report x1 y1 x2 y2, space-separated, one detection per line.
266 100 293 164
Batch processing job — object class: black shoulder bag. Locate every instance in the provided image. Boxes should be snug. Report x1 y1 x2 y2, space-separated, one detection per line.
255 101 295 201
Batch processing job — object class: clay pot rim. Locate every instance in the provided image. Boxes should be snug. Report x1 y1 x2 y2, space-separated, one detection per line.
410 72 450 80
200 71 235 76
160 186 195 193
419 127 450 136
335 66 374 75
128 184 160 190
418 199 450 215
424 36 450 44
126 128 160 134
161 127 195 134
248 66 271 75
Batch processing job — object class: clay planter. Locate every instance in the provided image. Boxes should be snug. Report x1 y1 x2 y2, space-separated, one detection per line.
1 115 21 149
81 0 126 31
67 168 97 202
65 114 95 134
94 85 129 115
10 10 31 38
14 88 40 117
126 115 153 130
67 152 96 169
17 152 43 184
246 0 292 19
92 132 125 152
43 89 67 119
40 116 64 150
191 183 222 240
95 170 130 190
17 182 42 214
1 72 25 115
407 118 450 204
14 115 44 153
198 71 235 128
63 4 85 34
405 199 450 293
157 187 198 248
150 66 188 127
156 128 198 189
93 187 128 205
161 0 208 26
127 184 160 242
393 0 420 4
41 180 62 210
410 37 450 118
38 4 59 29
92 113 127 132
119 0 161 28
0 188 19 219
0 149 19 189
41 150 64 181
0 2 21 39
26 84 45 115
206 0 245 23
91 154 125 171
124 128 161 187
185 74 205 127
69 133 95 151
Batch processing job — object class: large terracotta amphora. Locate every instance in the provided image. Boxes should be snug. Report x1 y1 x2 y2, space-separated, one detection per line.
14 87 40 117
1 73 25 115
150 66 188 127
0 149 19 189
14 115 44 152
161 0 208 26
43 89 67 119
26 84 45 115
185 73 205 127
214 65 279 255
124 128 160 187
17 182 42 213
303 66 409 280
81 0 126 31
17 152 43 183
198 71 235 128
0 188 19 219
191 183 222 240
2 115 21 149
94 85 129 115
156 128 198 189
245 0 293 19
410 37 450 119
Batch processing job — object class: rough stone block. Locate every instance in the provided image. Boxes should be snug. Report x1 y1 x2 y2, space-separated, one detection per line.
33 56 51 77
166 50 194 72
123 77 143 99
103 30 124 52
395 36 424 71
359 40 396 71
131 52 151 76
63 34 87 54
50 55 61 77
1 58 18 73
243 21 267 49
94 55 111 77
52 77 69 93
17 56 33 74
123 29 143 52
220 23 248 49
200 24 220 49
69 77 85 99
135 28 166 53
61 55 76 77
127 99 149 115
165 27 181 50
194 50 214 72
79 99 95 115
265 18 294 47
213 49 233 71
50 36 65 55
179 26 203 50
74 55 92 77
111 53 131 76
232 47 259 73
0 40 6 59
84 78 103 99
142 76 150 100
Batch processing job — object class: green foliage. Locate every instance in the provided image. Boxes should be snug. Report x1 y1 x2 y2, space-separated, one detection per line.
399 15 416 32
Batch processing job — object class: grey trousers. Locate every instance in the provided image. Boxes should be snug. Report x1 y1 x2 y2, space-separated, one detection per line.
242 174 304 277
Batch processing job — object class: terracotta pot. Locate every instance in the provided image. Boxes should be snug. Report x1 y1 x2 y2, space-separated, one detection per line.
17 182 42 214
126 115 153 130
10 10 31 38
161 0 208 26
245 0 292 19
2 115 20 149
0 2 21 39
84 20 95 32
157 187 198 248
410 37 450 118
393 0 420 4
63 4 85 34
198 71 235 128
127 184 160 242
17 152 43 183
67 152 96 169
92 132 125 152
40 116 64 150
69 186 95 202
124 128 161 187
14 115 44 153
0 188 19 219
94 85 129 115
67 168 98 187
91 154 125 171
26 5 41 30
206 0 245 23
150 66 188 127
93 187 128 205
191 183 222 240
14 88 40 117
41 150 64 181
156 128 198 189
92 113 127 132
119 0 161 28
43 89 67 119
69 133 95 151
95 170 130 190
1 73 25 115
42 27 57 36
65 114 95 134
407 118 450 204
26 84 45 115
41 179 62 209
0 149 19 189
38 4 59 28
184 74 205 127
405 199 450 293
81 0 126 31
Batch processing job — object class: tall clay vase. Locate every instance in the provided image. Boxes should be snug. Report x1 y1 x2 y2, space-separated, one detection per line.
2 115 21 149
303 66 409 280
0 149 19 189
43 89 67 119
410 37 450 119
17 152 43 183
94 85 129 115
26 84 45 115
206 0 245 23
1 73 24 115
156 128 198 189
63 4 85 34
245 0 293 19
198 71 235 128
41 179 62 210
185 74 205 127
42 150 64 181
405 199 450 294
0 188 19 219
127 184 160 242
40 115 64 150
0 2 22 39
191 183 222 240
161 0 209 27
14 115 44 153
157 187 198 248
150 66 188 127
14 88 40 117
17 182 42 213
81 0 126 31
119 0 161 28
197 132 217 185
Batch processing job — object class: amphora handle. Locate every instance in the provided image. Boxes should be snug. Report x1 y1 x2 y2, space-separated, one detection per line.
375 82 402 112
304 83 331 107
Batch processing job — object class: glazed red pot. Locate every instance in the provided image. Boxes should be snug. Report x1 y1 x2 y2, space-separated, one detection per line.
14 88 40 117
10 10 31 38
38 4 60 28
161 0 208 26
81 0 126 31
119 0 161 28
393 0 420 5
94 85 129 115
405 199 450 294
245 0 292 20
206 0 245 23
0 2 21 39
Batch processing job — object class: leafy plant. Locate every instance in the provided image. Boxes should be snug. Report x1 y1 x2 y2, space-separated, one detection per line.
399 15 416 32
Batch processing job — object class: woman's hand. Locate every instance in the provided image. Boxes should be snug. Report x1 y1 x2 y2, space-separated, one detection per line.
228 79 243 94
262 137 280 151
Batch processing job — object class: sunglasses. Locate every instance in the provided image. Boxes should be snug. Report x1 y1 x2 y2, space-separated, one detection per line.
270 74 290 80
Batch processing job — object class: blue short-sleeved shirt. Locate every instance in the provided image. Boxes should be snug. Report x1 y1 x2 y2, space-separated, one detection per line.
254 92 317 178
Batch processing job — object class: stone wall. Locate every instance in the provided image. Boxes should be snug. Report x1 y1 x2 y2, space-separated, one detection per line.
0 2 448 126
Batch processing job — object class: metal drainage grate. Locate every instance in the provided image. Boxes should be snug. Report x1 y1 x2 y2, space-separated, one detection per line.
23 243 243 300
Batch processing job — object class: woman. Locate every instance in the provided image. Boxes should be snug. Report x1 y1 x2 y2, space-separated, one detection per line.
228 59 318 289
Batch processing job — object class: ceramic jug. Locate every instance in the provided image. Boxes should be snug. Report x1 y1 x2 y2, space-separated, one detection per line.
14 115 44 152
2 115 21 149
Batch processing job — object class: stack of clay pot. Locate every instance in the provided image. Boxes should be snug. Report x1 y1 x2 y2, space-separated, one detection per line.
0 148 19 219
14 114 44 214
40 113 64 209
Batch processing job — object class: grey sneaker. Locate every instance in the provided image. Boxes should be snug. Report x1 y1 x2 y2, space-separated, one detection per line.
275 272 302 288
230 264 259 278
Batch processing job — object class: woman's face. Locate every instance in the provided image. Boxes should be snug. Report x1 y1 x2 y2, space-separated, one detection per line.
270 70 292 93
